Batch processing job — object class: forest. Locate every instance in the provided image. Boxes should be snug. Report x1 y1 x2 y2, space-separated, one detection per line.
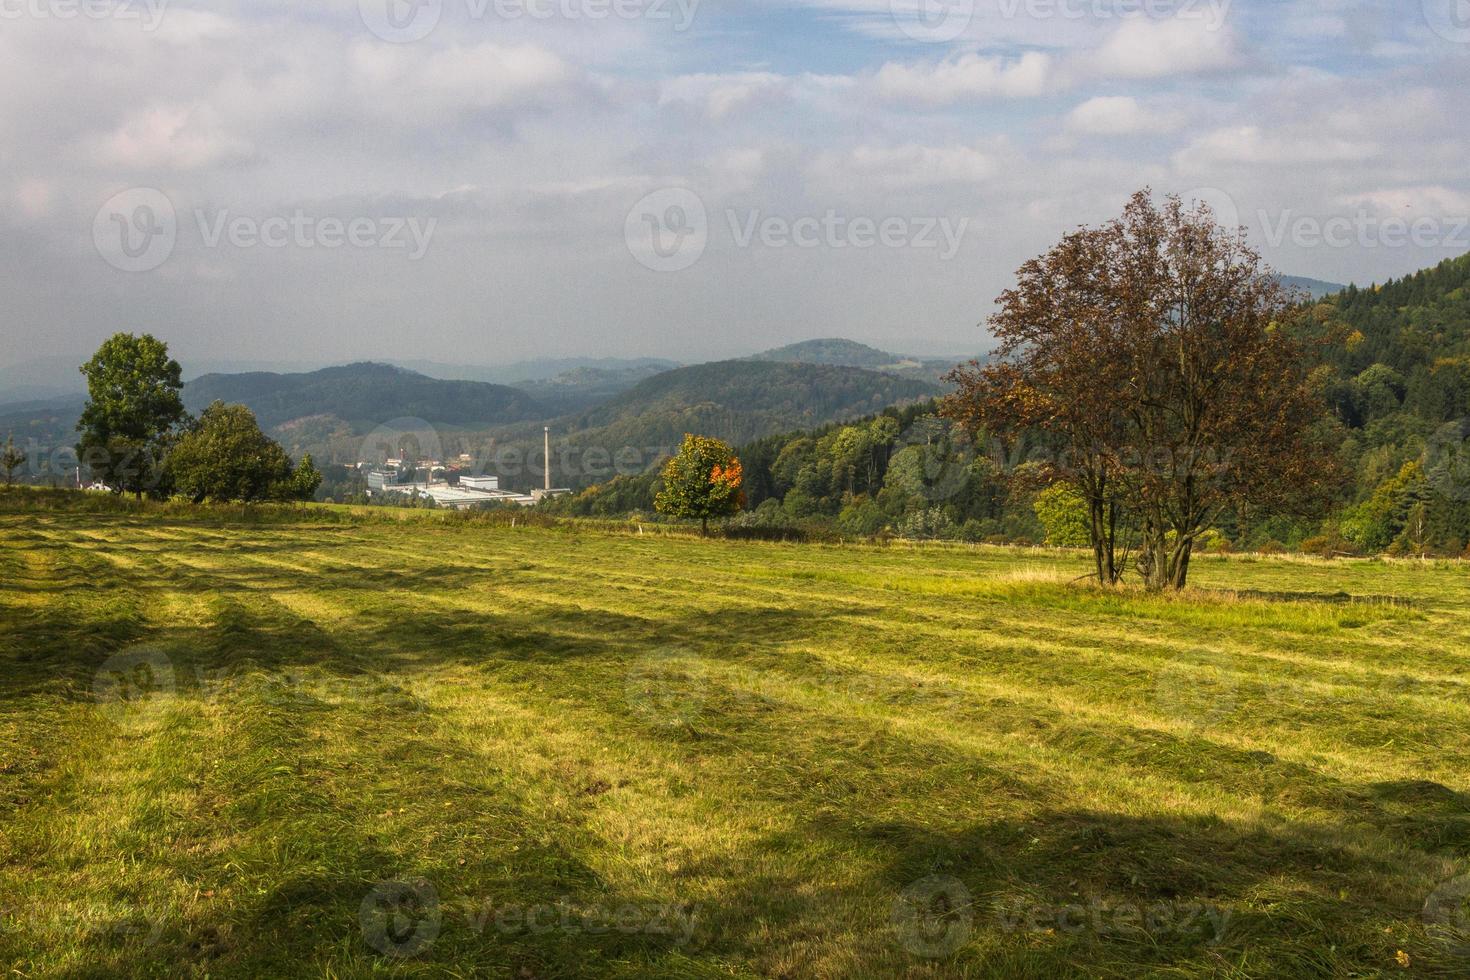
552 252 1470 557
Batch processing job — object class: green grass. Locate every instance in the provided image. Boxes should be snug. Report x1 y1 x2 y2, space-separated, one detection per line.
1 490 1468 977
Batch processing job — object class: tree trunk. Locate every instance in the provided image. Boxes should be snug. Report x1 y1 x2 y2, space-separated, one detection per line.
701 516 709 536
1140 525 1196 591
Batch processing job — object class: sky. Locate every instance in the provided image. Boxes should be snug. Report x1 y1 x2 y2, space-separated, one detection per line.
3 0 1470 372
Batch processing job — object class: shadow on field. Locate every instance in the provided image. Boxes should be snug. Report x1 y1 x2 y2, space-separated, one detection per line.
1231 588 1419 608
687 806 1460 974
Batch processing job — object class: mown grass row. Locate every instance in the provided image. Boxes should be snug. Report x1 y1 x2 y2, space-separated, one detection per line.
1 493 1468 976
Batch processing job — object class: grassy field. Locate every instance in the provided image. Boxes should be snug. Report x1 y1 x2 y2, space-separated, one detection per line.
1 491 1468 977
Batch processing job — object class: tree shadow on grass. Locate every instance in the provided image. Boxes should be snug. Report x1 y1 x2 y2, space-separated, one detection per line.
686 806 1466 977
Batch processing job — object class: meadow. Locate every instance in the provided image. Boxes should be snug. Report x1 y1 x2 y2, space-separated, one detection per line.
1 490 1468 977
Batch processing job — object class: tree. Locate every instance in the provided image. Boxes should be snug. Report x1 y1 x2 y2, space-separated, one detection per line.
1 433 25 486
1033 484 1092 547
655 434 745 534
946 190 1339 590
168 402 319 503
76 334 188 498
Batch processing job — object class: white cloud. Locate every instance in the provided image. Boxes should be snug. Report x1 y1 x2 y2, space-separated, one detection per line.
874 52 1052 105
1334 185 1470 217
348 42 574 118
1173 125 1381 168
659 73 789 120
810 143 997 191
1065 96 1181 136
1087 17 1238 80
97 104 256 171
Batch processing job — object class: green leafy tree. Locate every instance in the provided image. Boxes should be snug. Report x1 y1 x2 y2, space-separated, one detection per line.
1 433 25 486
169 402 318 503
76 333 187 498
1033 484 1092 547
1341 460 1425 553
655 434 745 534
288 454 323 502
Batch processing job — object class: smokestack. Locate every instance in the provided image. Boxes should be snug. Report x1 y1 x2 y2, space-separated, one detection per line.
544 427 551 492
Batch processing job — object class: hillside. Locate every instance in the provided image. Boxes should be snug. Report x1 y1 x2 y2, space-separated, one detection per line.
749 337 961 382
1279 274 1347 300
1317 253 1470 387
2 491 1463 976
510 363 676 416
555 359 940 454
183 363 545 431
750 338 913 370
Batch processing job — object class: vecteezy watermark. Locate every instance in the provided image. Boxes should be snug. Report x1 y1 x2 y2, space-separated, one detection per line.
894 416 977 503
996 0 1230 27
1424 0 1470 44
1424 872 1470 957
94 189 436 272
727 210 969 260
624 187 970 273
465 897 698 944
196 210 436 259
93 645 176 717
93 187 177 273
996 896 1232 941
625 187 709 273
891 875 973 958
1259 210 1470 250
358 880 697 958
358 0 699 43
0 0 168 29
1152 649 1239 729
360 879 442 958
889 0 974 43
625 647 707 727
1426 420 1470 503
0 905 164 949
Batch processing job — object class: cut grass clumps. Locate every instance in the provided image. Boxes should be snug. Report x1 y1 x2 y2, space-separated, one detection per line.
1 492 1468 977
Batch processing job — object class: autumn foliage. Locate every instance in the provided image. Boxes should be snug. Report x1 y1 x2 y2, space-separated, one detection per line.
655 434 746 534
945 190 1340 590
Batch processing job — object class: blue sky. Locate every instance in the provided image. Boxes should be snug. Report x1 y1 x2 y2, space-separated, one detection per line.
2 0 1469 369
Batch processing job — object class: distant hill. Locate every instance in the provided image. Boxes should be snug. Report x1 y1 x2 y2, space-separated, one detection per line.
183 363 544 431
511 360 943 481
1279 275 1348 300
750 338 964 382
509 363 675 416
750 338 915 370
393 356 680 385
1314 252 1470 417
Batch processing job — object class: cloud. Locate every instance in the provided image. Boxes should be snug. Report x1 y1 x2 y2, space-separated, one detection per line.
810 142 997 192
348 42 575 119
659 72 789 120
1065 96 1182 136
1087 16 1238 80
1334 185 1470 217
874 52 1052 105
97 104 257 171
1173 125 1381 168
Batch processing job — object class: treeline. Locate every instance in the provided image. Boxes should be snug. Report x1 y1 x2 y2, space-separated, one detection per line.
1306 252 1470 555
554 251 1470 557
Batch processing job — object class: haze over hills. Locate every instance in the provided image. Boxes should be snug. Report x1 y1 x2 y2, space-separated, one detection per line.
0 351 947 490
182 363 544 430
1278 275 1349 300
435 359 945 490
749 338 966 383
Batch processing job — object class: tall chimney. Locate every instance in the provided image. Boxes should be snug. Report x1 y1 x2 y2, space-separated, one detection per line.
544 427 551 492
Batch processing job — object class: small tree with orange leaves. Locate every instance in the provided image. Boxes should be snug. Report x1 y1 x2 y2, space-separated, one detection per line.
656 434 745 535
